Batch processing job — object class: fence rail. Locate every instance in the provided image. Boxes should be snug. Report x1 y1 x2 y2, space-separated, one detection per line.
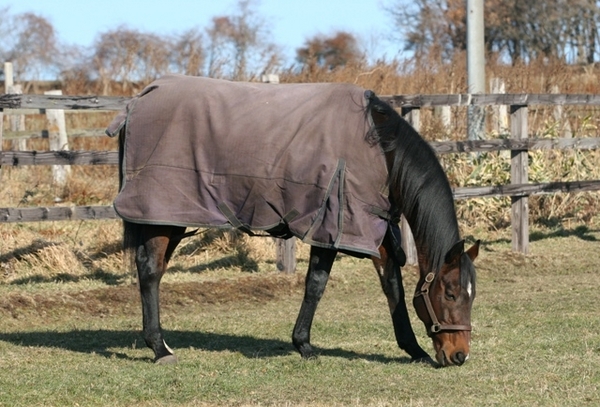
4 93 600 110
3 136 600 167
2 91 600 266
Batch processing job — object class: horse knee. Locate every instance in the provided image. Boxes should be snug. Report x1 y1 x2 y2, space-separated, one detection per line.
304 269 330 300
136 245 167 281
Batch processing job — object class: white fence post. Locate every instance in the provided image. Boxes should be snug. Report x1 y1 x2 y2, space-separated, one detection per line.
490 78 509 135
44 90 71 186
551 85 572 138
4 62 26 151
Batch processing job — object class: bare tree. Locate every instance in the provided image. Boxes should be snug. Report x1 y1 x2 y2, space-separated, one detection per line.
385 0 465 61
296 31 363 70
486 0 600 63
171 28 205 76
92 27 171 94
0 7 61 88
205 0 281 80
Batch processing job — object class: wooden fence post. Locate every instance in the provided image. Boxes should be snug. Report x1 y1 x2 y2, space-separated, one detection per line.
4 63 26 150
400 107 419 265
4 62 25 150
510 105 529 254
434 105 452 137
490 78 509 135
45 90 71 186
261 74 296 273
275 238 296 273
9 84 26 151
551 85 572 138
1 62 10 179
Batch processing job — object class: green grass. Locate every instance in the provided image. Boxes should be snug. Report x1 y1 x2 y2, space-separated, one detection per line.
1 225 600 406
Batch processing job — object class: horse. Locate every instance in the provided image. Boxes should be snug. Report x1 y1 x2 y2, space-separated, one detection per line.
106 74 479 367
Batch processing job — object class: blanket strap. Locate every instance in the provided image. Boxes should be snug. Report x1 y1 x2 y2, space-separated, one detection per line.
218 202 256 235
217 202 300 238
369 205 406 266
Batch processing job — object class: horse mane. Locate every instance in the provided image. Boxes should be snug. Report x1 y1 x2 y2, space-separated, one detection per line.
365 91 461 274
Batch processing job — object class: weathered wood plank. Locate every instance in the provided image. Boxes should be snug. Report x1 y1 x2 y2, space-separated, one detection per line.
45 90 71 185
431 137 600 153
1 151 118 166
4 136 596 167
453 180 600 199
0 180 598 223
0 206 118 222
510 106 529 254
381 93 600 108
275 238 297 273
3 93 600 111
3 136 598 161
0 94 131 111
2 129 108 140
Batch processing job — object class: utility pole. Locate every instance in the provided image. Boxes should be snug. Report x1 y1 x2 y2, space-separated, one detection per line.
467 0 485 140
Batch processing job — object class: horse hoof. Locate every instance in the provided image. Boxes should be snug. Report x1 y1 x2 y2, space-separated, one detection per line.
155 354 178 365
302 353 319 361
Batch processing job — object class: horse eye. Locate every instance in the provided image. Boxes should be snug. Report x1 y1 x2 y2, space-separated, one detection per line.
444 291 456 301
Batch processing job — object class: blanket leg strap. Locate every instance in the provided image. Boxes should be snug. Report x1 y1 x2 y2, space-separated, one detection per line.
218 202 256 235
218 202 301 238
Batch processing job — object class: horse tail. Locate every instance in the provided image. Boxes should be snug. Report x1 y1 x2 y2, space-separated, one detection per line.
123 220 140 279
117 124 140 279
117 124 126 192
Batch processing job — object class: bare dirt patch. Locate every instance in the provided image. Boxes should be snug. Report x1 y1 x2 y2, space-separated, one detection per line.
0 273 305 319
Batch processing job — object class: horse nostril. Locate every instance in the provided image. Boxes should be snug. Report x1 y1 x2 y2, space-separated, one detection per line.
452 352 466 366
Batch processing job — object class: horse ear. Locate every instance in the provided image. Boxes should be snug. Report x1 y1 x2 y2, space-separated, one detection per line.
370 108 388 126
444 240 465 264
366 91 389 125
466 240 481 261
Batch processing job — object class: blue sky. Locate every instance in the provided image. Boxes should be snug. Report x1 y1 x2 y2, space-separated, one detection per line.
4 0 407 65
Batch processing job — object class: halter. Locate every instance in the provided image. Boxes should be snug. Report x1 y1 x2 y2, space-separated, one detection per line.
414 272 472 336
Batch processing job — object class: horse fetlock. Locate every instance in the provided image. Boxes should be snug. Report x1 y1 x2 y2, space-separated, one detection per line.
297 343 318 360
152 340 176 363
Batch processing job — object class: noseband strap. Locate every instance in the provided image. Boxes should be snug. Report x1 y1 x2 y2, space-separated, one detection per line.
414 272 472 336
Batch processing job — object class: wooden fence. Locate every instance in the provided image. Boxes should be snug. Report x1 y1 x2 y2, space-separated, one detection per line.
1 92 600 270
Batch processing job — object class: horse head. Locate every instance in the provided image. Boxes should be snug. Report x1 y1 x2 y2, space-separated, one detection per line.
413 240 479 366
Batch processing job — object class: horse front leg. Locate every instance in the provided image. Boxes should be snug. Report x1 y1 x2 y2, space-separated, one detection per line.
136 225 185 364
292 246 337 359
372 229 433 364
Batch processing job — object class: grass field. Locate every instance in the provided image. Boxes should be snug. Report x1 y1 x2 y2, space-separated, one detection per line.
2 58 600 406
0 219 599 406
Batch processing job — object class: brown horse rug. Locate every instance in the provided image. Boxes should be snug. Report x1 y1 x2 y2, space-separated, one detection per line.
106 75 390 257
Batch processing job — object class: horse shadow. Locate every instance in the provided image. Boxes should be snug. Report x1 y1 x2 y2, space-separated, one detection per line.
465 224 599 248
0 329 413 365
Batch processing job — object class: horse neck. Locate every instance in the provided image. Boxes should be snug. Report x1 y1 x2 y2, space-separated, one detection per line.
406 198 460 275
388 148 460 275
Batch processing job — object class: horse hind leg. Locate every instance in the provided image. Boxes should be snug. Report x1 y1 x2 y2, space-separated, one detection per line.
135 224 185 364
292 246 337 359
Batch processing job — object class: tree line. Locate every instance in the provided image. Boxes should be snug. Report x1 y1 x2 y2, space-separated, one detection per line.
1 0 599 95
387 0 600 65
0 0 367 94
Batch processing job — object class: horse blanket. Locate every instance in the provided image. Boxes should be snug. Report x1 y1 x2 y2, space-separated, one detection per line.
106 74 390 257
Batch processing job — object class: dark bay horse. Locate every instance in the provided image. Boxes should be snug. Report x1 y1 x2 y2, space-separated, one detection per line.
107 75 479 367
